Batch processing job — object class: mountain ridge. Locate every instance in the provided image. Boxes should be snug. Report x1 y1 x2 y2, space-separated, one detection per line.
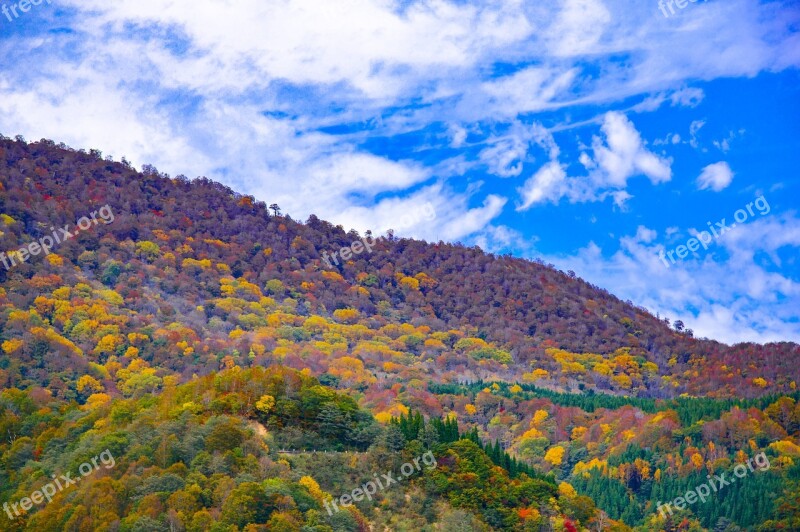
1 135 796 400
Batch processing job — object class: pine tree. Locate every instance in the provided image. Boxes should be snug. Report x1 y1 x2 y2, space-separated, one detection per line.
421 422 439 449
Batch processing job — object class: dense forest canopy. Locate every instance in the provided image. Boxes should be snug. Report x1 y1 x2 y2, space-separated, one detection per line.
0 136 799 531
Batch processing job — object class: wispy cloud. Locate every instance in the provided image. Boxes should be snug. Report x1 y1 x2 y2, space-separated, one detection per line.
545 212 800 344
517 112 671 209
697 162 734 192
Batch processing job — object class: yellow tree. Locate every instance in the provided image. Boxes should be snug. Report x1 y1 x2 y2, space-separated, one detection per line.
544 445 565 467
255 394 276 415
76 375 104 399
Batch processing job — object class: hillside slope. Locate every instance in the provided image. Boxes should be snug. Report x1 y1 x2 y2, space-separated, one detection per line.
0 136 796 400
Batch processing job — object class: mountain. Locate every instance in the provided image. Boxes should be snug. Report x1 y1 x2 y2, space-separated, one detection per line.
1 135 799 531
1 137 796 399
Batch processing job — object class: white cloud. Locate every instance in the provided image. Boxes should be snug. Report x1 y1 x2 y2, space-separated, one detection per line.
712 129 744 153
591 112 672 187
517 112 671 210
329 183 507 243
476 66 578 117
58 0 534 102
632 87 705 113
479 135 528 178
609 190 633 209
635 225 657 243
472 224 529 254
0 72 215 179
545 0 612 57
1 1 796 178
479 121 560 178
717 204 799 267
670 87 705 107
544 213 800 344
697 162 734 192
449 124 468 148
689 119 706 148
436 193 508 241
517 161 567 209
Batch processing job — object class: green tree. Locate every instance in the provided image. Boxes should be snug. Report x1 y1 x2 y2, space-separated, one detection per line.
206 419 245 452
383 424 406 451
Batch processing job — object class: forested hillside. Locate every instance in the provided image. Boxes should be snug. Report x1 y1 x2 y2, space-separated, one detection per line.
1 137 795 399
1 136 799 530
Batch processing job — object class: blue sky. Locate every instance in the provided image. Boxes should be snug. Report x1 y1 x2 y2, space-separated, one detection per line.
1 0 798 344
